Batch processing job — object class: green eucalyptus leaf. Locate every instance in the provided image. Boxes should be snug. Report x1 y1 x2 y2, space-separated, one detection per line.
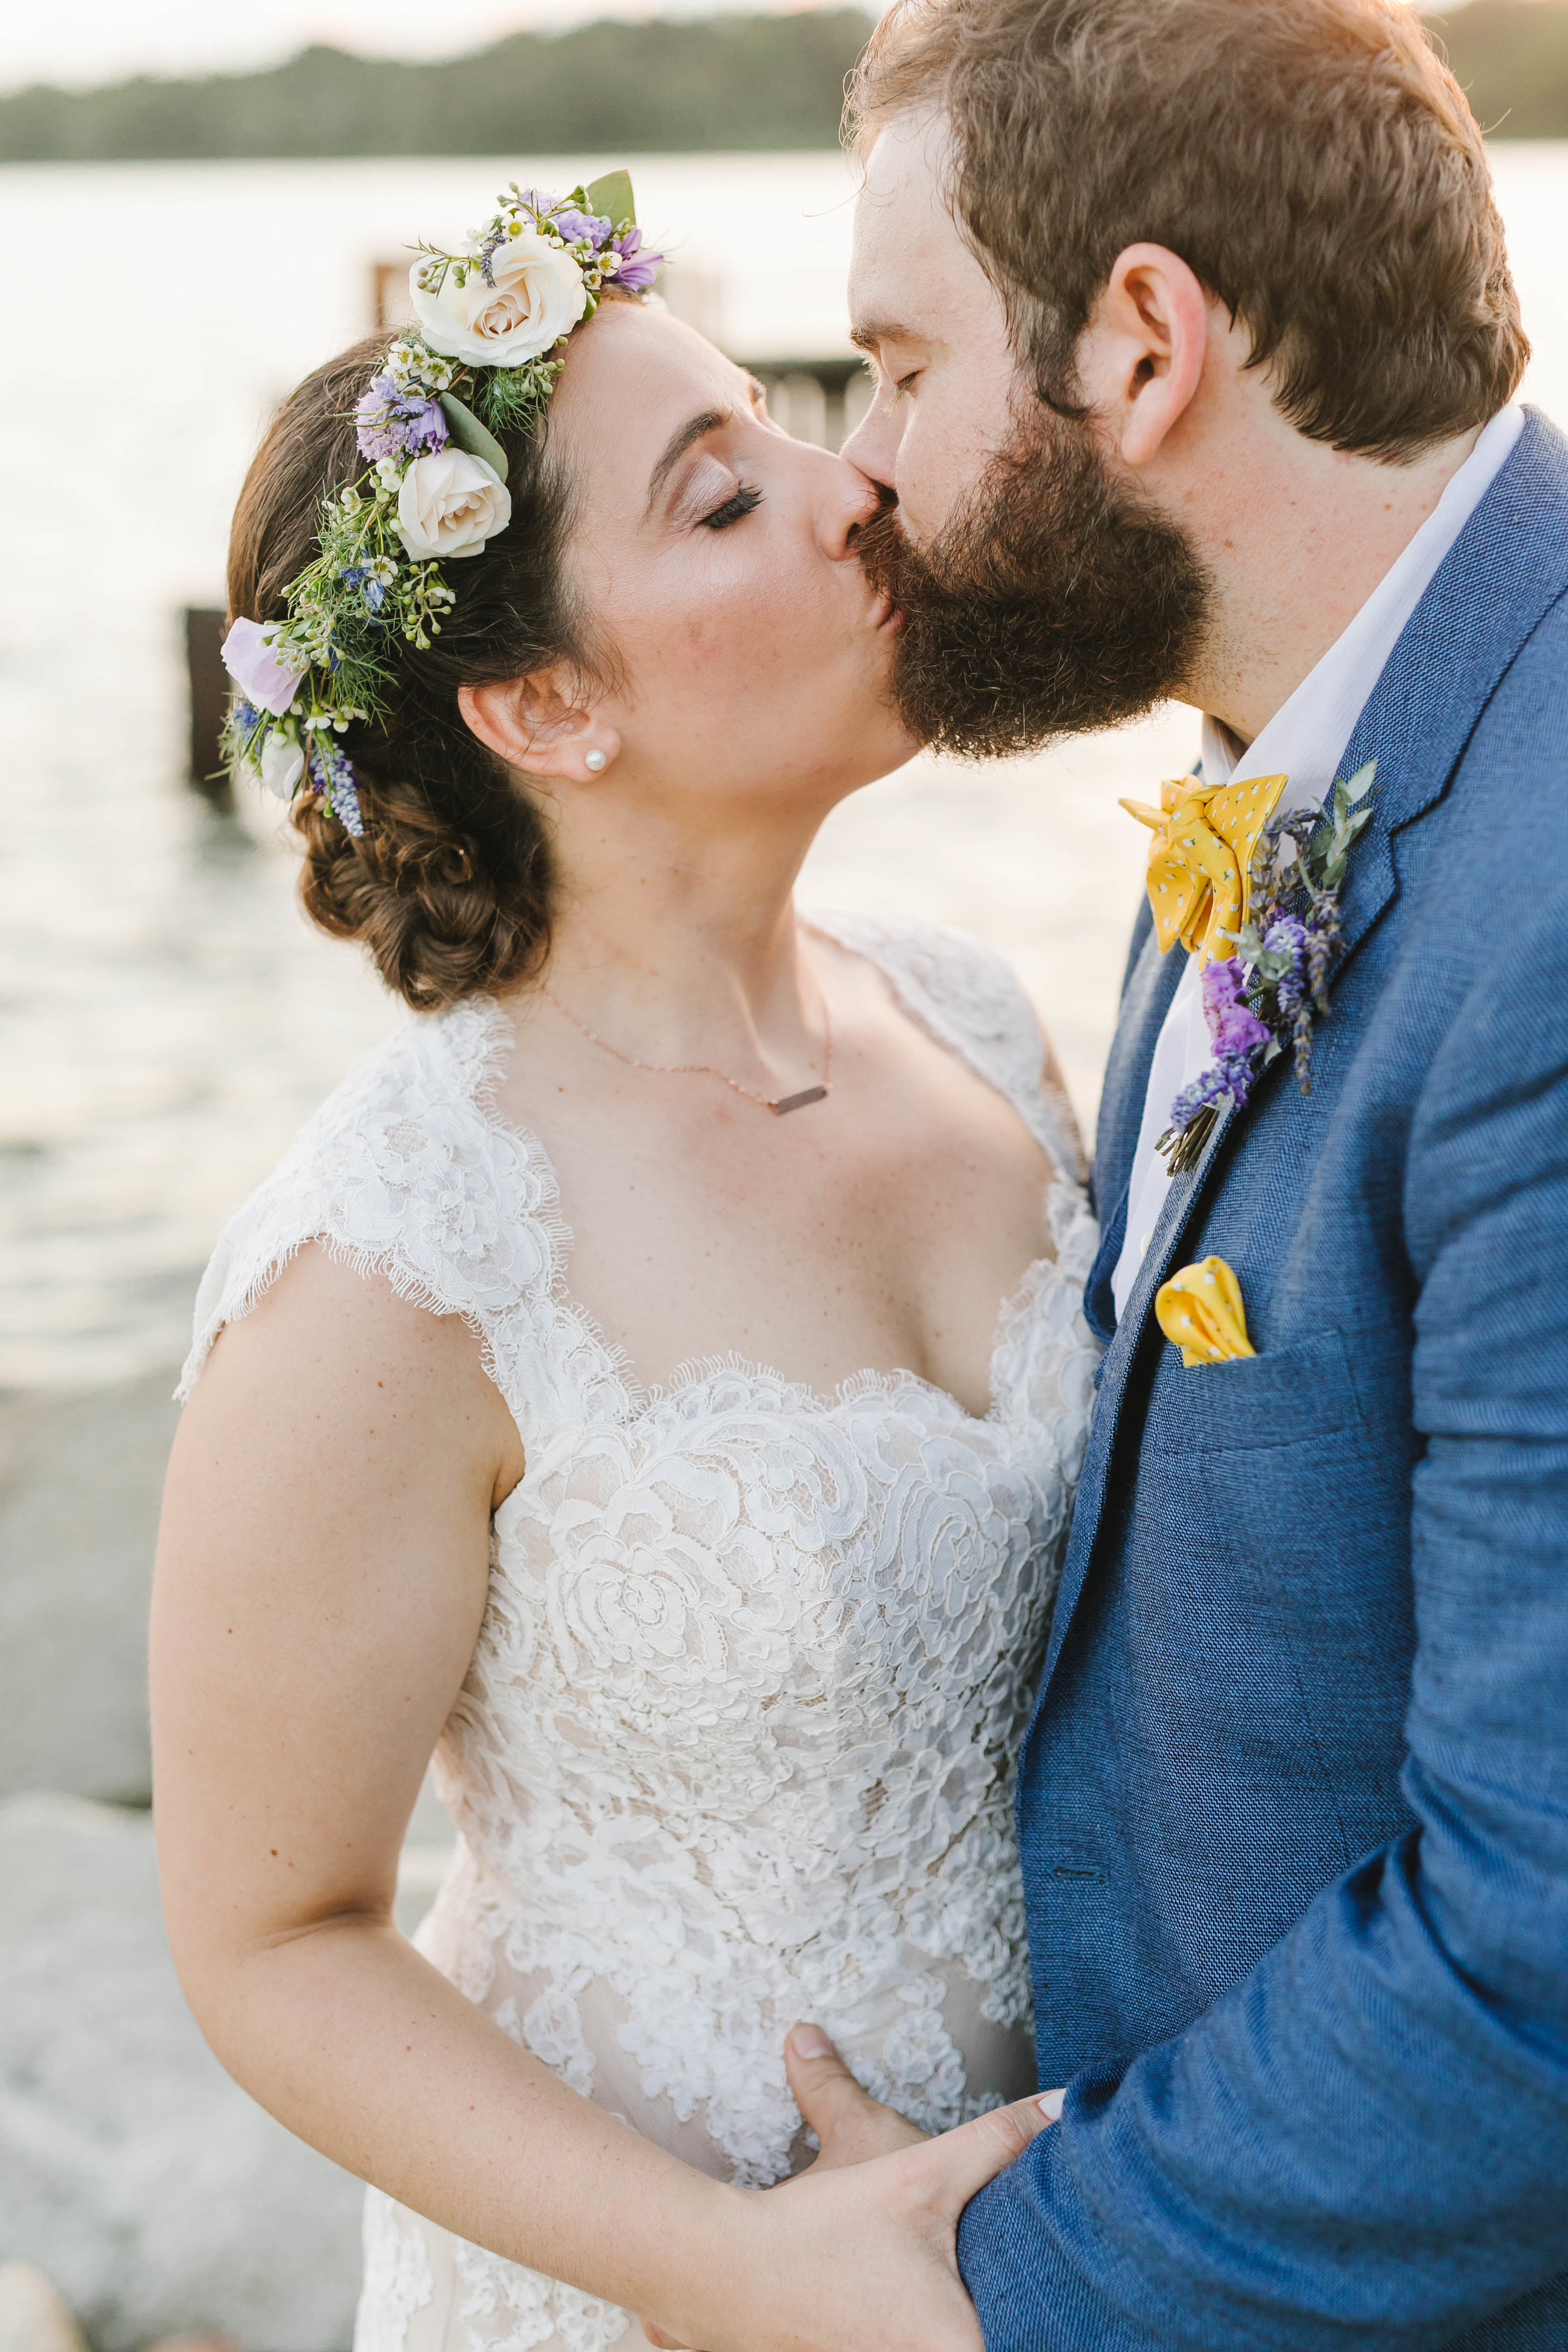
586 169 635 229
438 391 510 483
1342 758 1377 803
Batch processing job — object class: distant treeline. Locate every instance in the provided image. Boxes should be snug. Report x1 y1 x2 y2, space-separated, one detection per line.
1 2 1566 163
1428 1 1568 136
0 11 877 162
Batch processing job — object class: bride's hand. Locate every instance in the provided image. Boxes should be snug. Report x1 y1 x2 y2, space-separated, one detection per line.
638 2036 1057 2352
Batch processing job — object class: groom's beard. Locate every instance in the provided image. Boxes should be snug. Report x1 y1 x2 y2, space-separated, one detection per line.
858 409 1212 758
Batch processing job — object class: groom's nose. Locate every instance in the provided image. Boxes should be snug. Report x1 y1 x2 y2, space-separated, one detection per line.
815 452 888 561
839 393 899 499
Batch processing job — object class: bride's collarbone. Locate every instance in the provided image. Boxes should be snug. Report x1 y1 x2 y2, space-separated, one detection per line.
492 1019 1057 1416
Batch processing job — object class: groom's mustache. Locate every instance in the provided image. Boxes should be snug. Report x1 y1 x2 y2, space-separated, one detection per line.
854 415 1213 758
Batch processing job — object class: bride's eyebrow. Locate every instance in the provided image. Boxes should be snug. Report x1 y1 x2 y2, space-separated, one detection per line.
645 408 732 511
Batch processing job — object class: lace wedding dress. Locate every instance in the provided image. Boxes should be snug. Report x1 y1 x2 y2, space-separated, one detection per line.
181 910 1100 2352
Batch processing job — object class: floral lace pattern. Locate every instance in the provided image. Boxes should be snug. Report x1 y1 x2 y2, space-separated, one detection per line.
181 911 1100 2352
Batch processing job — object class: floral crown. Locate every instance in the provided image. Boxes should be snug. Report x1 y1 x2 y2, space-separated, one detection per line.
221 172 662 835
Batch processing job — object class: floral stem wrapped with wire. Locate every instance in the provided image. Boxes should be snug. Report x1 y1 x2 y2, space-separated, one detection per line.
221 172 662 836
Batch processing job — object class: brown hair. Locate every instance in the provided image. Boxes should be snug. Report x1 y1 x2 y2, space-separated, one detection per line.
227 333 595 1010
849 0 1527 461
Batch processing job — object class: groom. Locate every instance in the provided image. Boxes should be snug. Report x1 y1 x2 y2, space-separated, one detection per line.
746 0 1568 2344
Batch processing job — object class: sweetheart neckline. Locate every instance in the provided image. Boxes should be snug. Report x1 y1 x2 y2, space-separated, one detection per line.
460 906 1084 1434
467 1006 1081 1433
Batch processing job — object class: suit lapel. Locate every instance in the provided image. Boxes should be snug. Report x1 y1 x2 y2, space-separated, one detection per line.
1033 405 1568 1719
1041 1093 1239 1693
1328 405 1568 973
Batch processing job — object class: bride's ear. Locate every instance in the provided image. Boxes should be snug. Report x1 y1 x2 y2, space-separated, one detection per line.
458 670 620 785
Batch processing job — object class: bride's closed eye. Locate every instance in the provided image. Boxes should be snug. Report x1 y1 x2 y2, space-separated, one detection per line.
701 482 763 531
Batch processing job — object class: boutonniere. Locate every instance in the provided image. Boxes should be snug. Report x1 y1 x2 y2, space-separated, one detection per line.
1158 761 1377 1175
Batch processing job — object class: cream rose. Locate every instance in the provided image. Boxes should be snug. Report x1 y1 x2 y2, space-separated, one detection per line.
410 227 588 367
395 447 511 563
258 732 305 801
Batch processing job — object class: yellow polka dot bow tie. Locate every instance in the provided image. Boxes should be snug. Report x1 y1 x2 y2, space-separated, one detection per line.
1119 773 1288 963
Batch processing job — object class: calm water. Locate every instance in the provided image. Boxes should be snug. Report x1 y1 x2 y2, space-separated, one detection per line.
3 147 1566 1394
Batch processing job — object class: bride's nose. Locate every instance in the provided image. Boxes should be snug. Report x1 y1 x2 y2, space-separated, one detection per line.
812 450 887 563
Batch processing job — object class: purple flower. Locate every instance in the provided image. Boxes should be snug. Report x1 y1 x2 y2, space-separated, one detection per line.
608 227 662 291
338 564 388 618
1169 1055 1247 1128
553 206 612 250
221 615 305 716
356 374 449 462
1263 915 1310 1017
309 736 364 838
1202 955 1273 1059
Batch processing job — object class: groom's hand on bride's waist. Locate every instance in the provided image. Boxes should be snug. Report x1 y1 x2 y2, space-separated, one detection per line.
785 2021 934 2167
637 2026 1059 2352
782 2023 1064 2171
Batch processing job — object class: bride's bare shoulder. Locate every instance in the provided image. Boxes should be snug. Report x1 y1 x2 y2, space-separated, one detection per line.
184 1239 525 1508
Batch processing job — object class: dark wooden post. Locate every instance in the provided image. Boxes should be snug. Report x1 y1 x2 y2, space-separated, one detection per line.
184 607 233 809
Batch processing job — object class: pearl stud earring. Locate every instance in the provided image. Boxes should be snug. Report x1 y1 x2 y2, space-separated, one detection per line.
585 750 607 773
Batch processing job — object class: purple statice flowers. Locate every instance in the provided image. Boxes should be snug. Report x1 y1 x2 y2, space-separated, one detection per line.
553 206 613 250
1168 956 1274 1130
355 375 450 464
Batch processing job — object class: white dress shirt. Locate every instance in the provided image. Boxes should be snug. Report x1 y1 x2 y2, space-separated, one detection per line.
1109 403 1524 1323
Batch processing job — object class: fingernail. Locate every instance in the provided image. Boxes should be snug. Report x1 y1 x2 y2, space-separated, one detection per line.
1037 2088 1064 2122
790 2024 832 2060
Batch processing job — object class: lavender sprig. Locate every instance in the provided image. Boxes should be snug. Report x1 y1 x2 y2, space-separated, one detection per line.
308 735 364 839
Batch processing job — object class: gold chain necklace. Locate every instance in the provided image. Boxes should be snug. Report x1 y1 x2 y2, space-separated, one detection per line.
540 977 833 1116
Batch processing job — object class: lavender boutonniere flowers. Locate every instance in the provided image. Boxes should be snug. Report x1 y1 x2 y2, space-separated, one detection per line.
1158 760 1377 1175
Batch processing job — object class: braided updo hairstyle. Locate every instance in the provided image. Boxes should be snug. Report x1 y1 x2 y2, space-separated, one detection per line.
226 330 600 1010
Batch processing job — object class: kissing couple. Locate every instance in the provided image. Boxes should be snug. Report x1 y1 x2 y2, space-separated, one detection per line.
151 0 1568 2346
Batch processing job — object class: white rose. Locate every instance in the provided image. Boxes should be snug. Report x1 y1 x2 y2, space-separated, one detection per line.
259 733 305 801
410 228 588 367
395 447 511 563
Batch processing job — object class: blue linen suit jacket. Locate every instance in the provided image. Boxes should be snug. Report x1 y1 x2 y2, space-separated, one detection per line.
958 408 1568 2349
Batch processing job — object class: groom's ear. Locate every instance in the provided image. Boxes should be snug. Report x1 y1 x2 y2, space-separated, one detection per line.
1077 242 1211 470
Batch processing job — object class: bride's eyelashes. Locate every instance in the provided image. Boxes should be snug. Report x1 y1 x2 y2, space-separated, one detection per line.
700 482 764 531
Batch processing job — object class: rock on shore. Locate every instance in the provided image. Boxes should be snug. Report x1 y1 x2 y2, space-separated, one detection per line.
0 1795 362 2352
0 1373 179 1807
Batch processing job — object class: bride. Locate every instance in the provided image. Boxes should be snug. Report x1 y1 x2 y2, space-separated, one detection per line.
149 176 1096 2352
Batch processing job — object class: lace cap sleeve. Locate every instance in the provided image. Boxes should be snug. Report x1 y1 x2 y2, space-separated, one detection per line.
804 907 1084 1182
177 999 553 1404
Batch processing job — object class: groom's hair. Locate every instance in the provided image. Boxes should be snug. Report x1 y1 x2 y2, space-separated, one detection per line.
848 0 1527 461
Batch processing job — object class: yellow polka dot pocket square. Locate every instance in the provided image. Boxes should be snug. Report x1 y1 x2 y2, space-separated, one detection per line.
1155 1256 1258 1367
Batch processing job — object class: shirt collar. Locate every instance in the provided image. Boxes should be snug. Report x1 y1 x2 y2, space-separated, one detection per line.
1199 402 1524 807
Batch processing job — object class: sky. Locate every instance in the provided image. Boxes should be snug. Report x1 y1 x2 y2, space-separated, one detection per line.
0 0 849 94
0 0 1494 93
